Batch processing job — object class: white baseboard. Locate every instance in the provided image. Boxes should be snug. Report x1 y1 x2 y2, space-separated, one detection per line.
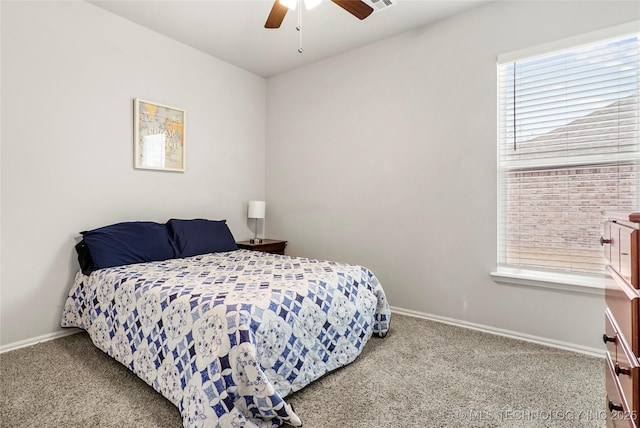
0 328 83 354
390 306 605 359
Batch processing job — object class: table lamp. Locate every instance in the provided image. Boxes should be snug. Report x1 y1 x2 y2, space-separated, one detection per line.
248 201 266 243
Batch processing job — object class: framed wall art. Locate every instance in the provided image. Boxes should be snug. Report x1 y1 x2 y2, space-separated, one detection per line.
134 98 186 172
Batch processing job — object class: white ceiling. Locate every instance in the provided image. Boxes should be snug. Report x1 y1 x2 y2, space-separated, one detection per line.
88 0 490 77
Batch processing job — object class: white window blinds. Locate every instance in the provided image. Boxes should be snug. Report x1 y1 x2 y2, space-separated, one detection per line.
497 31 640 275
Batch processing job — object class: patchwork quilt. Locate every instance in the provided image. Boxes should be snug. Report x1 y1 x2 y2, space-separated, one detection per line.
61 249 390 428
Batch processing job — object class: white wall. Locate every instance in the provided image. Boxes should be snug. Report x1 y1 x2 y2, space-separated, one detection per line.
266 1 640 351
0 1 266 347
2 0 637 353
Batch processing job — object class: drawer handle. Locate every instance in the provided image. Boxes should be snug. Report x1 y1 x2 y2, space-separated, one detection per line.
615 363 631 377
608 400 624 413
600 236 612 246
602 334 616 344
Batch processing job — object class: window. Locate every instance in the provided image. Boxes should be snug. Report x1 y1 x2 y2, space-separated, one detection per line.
496 25 639 283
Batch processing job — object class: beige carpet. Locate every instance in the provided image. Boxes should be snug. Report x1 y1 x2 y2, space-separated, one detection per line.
0 314 605 427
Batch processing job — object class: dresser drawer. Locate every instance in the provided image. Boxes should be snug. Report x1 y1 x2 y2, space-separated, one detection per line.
606 308 640 412
620 227 640 288
608 221 622 275
617 343 640 420
605 309 621 358
606 220 639 290
605 267 640 356
606 353 637 428
605 220 614 266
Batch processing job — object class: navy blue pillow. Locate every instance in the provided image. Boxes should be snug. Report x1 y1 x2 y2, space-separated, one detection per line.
167 218 237 258
81 221 175 270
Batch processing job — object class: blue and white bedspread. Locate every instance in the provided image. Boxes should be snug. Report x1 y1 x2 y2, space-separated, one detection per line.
61 249 390 428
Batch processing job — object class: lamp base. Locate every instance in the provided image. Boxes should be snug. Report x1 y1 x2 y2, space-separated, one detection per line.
250 238 263 244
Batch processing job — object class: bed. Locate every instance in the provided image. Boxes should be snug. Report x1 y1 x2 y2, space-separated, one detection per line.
61 219 390 428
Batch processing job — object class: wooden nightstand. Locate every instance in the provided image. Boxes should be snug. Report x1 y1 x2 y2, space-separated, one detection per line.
236 239 287 255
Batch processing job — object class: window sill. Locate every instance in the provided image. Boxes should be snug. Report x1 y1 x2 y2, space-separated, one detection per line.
490 268 605 296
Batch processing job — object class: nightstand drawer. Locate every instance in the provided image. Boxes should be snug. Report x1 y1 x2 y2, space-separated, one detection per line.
252 242 286 254
236 239 287 255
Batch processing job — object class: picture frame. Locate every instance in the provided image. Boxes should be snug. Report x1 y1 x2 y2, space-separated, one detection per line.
134 98 186 172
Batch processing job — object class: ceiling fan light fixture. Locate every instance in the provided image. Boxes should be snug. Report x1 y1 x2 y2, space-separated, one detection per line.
265 0 372 32
279 0 322 11
305 0 322 9
279 0 298 10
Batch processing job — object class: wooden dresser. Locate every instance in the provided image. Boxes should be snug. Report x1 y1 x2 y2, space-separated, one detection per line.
603 212 640 427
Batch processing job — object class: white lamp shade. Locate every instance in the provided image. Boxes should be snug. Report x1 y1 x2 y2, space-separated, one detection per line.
248 201 266 219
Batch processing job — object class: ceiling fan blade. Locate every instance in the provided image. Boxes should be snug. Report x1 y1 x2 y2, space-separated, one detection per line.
331 0 374 20
265 1 288 28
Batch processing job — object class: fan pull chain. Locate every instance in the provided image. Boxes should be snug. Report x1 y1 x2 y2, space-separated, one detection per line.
297 0 303 53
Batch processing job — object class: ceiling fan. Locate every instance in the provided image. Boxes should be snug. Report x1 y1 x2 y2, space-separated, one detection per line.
265 0 375 29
